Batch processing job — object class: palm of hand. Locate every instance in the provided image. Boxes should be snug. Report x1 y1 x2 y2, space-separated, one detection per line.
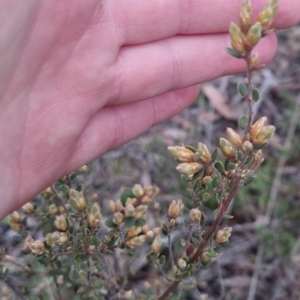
0 0 299 217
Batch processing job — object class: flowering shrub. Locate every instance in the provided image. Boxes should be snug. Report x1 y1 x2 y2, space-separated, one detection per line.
0 1 279 299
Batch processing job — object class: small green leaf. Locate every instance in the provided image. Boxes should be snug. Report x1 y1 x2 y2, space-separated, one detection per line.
92 236 101 247
200 213 206 227
226 163 235 171
120 187 135 206
105 219 118 228
245 157 253 164
124 217 136 229
175 273 183 281
226 47 243 59
185 145 197 153
243 174 257 186
107 235 118 248
76 184 83 192
237 82 247 97
252 88 260 102
68 226 74 234
212 148 218 162
191 237 200 246
159 255 165 266
254 142 268 150
192 168 204 182
213 209 219 220
146 252 154 263
135 219 146 227
237 149 243 161
212 177 218 189
214 161 224 174
238 115 248 130
162 224 169 236
223 214 234 219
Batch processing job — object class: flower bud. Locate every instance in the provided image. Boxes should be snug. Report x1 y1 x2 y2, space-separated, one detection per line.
46 231 61 247
58 232 69 246
109 200 116 212
48 204 58 215
245 22 262 50
134 205 148 220
58 205 66 213
168 199 184 220
68 189 86 212
23 235 34 251
54 215 68 232
250 53 259 69
254 150 263 163
169 219 176 229
10 211 22 223
22 203 34 213
219 138 236 159
239 0 252 33
167 146 195 163
229 22 246 56
242 141 254 153
87 203 101 229
40 187 53 199
190 208 202 223
124 204 135 217
202 176 212 185
142 224 149 233
146 230 154 239
126 235 147 248
10 222 21 232
226 128 243 148
152 227 161 235
78 165 88 173
132 184 144 198
177 258 187 269
30 240 45 255
115 200 123 212
200 252 211 263
151 235 162 254
197 142 212 164
216 227 232 244
113 212 124 226
251 117 275 145
126 198 137 206
257 0 279 30
127 226 142 238
176 162 203 175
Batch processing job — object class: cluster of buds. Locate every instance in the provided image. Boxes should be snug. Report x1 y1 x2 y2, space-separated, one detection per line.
168 199 184 229
125 235 147 249
87 203 101 229
230 0 278 58
40 187 54 199
190 208 202 223
216 227 232 244
46 231 69 247
219 138 236 159
54 215 68 232
9 211 22 232
68 189 86 212
250 117 275 147
23 235 46 255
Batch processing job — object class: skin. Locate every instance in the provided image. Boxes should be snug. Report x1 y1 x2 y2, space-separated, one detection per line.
0 0 299 219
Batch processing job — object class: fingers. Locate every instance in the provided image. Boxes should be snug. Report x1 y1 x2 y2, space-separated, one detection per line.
110 32 277 105
111 0 300 45
68 85 200 171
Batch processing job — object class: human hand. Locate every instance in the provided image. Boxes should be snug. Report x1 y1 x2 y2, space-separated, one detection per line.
0 0 299 218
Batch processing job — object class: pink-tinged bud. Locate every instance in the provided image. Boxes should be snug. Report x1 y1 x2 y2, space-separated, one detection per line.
126 235 147 248
127 226 142 238
242 141 254 153
197 143 212 164
177 258 187 269
168 199 184 219
146 230 154 239
254 150 263 163
257 0 279 30
190 208 202 223
151 235 162 254
142 224 149 233
10 211 22 223
229 22 246 56
68 189 86 212
167 146 195 163
216 227 232 244
30 240 45 255
227 128 243 148
54 215 68 232
251 117 275 145
219 138 236 159
113 212 124 226
239 0 252 33
48 204 58 215
245 22 262 50
132 184 144 198
152 227 161 235
176 162 203 175
141 186 159 203
22 203 34 213
250 53 259 69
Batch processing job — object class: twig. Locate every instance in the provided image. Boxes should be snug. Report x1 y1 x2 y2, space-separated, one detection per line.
154 261 173 283
167 232 175 270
